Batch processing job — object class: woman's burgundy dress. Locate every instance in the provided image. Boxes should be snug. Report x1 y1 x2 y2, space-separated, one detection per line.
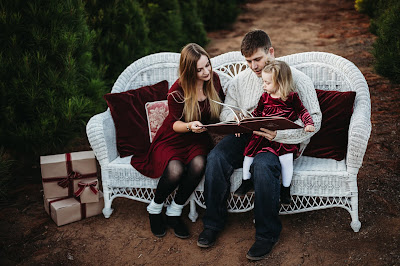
131 74 224 178
244 92 314 158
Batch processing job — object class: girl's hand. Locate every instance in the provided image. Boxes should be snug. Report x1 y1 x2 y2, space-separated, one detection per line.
190 121 207 133
304 125 315 132
235 133 242 137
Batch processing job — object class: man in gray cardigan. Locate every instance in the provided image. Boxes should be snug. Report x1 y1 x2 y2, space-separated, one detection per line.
197 30 322 261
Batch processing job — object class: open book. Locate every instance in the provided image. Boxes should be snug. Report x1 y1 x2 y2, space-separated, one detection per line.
203 101 302 134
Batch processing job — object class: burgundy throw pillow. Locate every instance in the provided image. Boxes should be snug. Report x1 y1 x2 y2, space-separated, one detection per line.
303 89 356 161
104 80 169 157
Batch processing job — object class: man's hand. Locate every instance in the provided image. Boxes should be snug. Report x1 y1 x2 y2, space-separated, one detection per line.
253 128 277 140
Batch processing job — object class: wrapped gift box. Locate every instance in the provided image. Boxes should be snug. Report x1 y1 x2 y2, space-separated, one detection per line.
44 192 104 226
40 151 98 199
74 178 99 203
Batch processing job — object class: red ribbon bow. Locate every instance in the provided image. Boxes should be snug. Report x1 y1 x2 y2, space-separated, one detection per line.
42 153 97 198
57 171 82 188
74 180 98 197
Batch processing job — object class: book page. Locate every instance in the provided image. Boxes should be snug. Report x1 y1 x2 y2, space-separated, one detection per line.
211 100 253 122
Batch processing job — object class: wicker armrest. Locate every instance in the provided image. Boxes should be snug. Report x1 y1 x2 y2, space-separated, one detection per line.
346 108 372 174
86 110 118 167
344 61 371 174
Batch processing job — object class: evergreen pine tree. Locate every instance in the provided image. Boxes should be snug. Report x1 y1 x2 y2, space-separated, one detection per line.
197 0 241 31
139 0 185 53
356 0 400 83
178 0 208 47
85 0 151 86
0 0 107 168
372 1 400 83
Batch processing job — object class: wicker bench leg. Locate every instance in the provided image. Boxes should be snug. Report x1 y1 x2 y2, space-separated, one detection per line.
350 218 361 232
102 186 114 218
188 198 198 222
350 194 361 232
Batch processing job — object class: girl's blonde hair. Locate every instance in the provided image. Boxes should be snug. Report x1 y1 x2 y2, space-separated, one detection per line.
263 60 295 101
175 43 222 122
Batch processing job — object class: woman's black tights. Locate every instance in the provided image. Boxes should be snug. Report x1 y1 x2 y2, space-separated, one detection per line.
154 155 206 205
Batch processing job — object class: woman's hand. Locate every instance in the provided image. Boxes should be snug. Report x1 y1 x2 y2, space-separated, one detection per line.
173 121 207 133
190 121 207 133
253 128 277 141
304 125 315 132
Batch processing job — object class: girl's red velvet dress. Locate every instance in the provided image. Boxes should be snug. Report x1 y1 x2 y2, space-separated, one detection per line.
131 74 224 178
244 92 314 158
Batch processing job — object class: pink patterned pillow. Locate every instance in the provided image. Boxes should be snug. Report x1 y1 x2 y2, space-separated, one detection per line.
145 100 169 142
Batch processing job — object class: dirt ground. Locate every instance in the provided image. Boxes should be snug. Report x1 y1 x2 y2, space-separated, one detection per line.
1 0 399 265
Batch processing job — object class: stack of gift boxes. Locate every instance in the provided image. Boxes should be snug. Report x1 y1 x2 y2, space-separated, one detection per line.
41 151 104 226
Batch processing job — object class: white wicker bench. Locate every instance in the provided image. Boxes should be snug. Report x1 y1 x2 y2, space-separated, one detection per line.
86 51 371 232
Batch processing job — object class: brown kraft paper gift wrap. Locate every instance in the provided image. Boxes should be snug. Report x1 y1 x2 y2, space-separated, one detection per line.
74 178 99 203
43 192 104 226
40 151 98 199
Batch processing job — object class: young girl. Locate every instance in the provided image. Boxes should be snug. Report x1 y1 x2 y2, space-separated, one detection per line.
131 43 224 238
235 60 315 205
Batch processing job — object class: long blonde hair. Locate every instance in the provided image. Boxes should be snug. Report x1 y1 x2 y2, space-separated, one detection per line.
263 60 295 101
176 43 222 122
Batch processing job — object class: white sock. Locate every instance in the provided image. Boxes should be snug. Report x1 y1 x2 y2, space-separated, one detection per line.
279 153 294 187
242 156 254 180
147 199 163 214
166 200 184 217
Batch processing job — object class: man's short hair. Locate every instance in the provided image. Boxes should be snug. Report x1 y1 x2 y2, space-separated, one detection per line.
240 29 272 57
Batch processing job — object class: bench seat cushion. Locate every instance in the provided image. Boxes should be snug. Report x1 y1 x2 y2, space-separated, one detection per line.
105 156 159 188
293 155 346 172
292 156 349 196
106 154 348 196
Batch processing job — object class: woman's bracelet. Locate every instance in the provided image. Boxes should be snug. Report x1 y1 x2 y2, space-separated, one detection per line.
186 123 191 131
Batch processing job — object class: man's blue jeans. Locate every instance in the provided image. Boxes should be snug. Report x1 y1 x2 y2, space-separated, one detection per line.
202 134 282 242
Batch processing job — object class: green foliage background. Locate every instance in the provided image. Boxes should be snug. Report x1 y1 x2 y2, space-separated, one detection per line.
85 0 151 86
197 0 243 31
0 0 243 189
85 0 210 87
355 0 400 83
0 0 107 163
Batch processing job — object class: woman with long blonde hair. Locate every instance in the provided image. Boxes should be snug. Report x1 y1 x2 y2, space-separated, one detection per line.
131 43 224 239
